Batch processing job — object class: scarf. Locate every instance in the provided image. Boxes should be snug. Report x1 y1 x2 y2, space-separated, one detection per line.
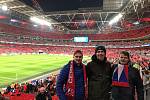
112 64 129 87
65 60 88 100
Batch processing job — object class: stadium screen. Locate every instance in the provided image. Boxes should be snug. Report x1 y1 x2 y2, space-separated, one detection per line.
74 37 89 42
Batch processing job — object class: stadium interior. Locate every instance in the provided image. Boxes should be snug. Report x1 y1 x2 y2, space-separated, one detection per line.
0 0 150 100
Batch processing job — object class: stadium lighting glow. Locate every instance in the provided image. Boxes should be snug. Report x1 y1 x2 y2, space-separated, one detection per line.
133 21 139 25
30 17 51 26
33 24 38 27
131 0 139 2
109 13 123 25
1 5 8 11
10 19 18 22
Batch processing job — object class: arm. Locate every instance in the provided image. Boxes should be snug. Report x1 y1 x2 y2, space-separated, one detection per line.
86 62 93 78
56 64 69 100
134 69 144 100
86 63 90 78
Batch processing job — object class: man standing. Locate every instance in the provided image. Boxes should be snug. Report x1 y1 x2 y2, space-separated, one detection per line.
86 46 112 100
56 50 87 100
112 51 144 100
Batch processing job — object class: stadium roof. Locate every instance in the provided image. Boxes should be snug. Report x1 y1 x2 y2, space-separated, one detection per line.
0 0 150 33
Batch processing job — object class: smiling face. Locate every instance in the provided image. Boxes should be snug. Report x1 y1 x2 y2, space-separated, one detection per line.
73 52 83 64
96 50 106 61
119 53 130 65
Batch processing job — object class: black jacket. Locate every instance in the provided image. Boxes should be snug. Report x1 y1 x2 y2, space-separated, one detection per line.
86 55 112 100
111 63 144 100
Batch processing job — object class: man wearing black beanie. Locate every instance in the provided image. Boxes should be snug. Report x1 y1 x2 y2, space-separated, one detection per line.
94 46 106 61
86 46 112 100
95 45 106 54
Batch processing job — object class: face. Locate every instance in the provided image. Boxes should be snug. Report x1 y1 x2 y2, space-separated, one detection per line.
119 54 130 65
73 53 83 64
39 87 45 93
96 50 105 61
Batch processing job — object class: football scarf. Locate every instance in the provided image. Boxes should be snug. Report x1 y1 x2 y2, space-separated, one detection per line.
112 64 129 87
66 60 87 100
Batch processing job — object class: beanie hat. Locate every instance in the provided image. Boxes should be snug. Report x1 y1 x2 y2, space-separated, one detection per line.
95 46 106 54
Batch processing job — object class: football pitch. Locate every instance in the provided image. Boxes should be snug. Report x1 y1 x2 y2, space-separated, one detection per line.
0 54 89 87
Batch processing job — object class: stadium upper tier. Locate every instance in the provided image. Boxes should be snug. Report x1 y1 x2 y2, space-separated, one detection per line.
0 23 150 41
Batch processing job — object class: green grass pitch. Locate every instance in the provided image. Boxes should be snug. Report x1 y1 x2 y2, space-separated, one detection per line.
0 54 89 87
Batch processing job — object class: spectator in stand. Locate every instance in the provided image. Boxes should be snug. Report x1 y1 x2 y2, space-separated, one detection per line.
35 86 52 100
86 46 112 100
0 92 9 100
56 50 87 100
111 51 144 100
5 85 11 94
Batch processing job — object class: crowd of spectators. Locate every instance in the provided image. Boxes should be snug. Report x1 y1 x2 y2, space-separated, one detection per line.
1 74 58 100
0 43 149 60
2 23 150 40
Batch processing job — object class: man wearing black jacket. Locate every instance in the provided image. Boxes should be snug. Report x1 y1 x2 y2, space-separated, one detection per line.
86 46 112 100
112 51 144 100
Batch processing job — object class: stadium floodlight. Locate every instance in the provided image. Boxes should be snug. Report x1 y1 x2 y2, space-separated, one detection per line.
131 0 139 2
109 13 123 25
133 21 139 25
1 5 8 11
10 19 18 22
30 16 51 26
33 24 38 27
